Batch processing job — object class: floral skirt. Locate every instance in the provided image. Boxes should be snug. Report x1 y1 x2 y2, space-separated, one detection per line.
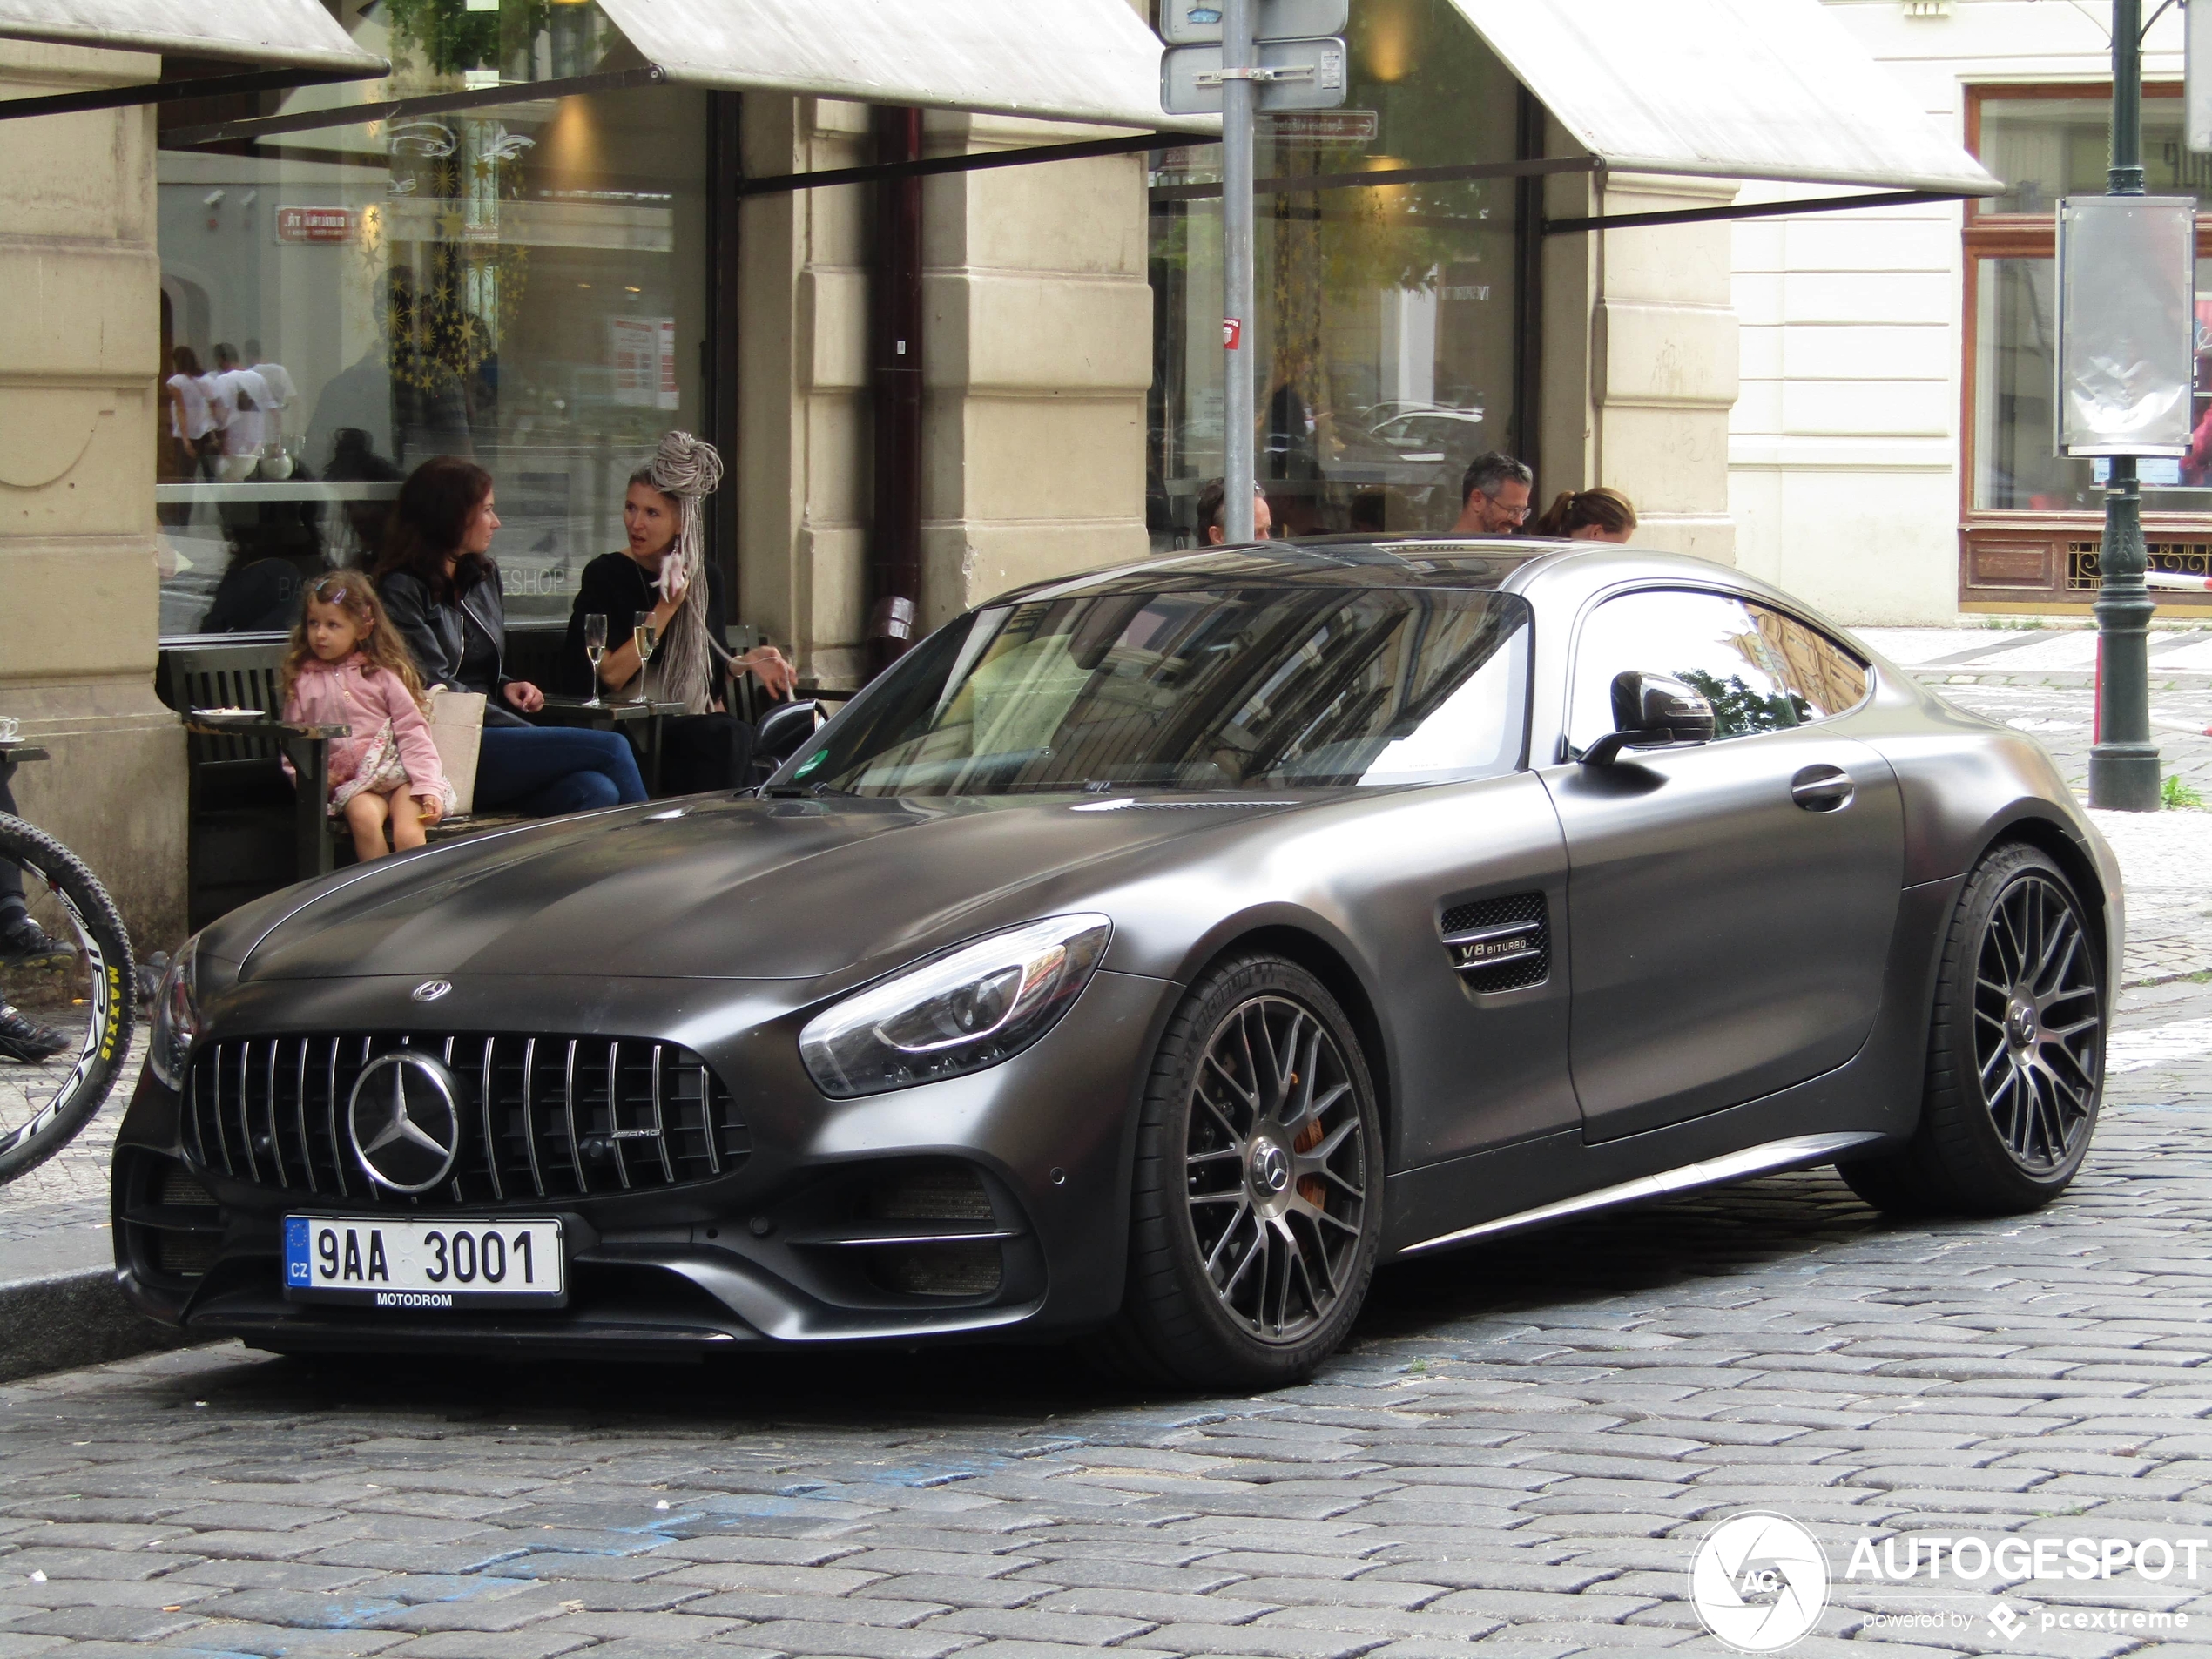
329 722 456 818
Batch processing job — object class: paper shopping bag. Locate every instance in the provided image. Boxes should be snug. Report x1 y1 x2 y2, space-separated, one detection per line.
427 689 486 815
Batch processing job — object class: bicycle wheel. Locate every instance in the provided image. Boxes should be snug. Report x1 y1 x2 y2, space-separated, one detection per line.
0 813 136 1184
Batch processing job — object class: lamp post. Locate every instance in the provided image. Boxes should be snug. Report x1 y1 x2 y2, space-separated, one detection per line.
1220 0 1258 544
2088 0 2161 812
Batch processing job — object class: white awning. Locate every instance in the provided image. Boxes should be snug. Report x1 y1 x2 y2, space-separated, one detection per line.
594 0 1199 132
1447 0 1998 196
0 0 381 74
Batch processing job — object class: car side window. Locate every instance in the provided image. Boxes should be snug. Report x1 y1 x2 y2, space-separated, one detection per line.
1568 589 1851 752
1742 603 1869 720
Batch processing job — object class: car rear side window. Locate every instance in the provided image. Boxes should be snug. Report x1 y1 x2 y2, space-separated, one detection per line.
1568 590 1871 751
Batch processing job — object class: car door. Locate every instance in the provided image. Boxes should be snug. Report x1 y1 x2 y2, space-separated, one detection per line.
1539 587 1905 1143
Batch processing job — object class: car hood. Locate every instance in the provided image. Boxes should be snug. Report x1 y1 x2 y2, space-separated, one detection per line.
228 793 1309 984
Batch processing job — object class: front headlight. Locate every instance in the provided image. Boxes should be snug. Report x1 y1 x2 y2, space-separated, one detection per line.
148 937 201 1091
799 914 1111 1099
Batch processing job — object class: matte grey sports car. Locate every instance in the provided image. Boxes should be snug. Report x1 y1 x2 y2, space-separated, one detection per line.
114 539 2121 1387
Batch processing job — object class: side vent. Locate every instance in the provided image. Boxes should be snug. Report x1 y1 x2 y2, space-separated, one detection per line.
1440 892 1550 993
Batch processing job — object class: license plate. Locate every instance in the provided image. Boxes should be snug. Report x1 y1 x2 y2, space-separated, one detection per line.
283 1217 565 1308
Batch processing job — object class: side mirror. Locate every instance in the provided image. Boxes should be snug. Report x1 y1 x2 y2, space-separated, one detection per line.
1581 671 1716 766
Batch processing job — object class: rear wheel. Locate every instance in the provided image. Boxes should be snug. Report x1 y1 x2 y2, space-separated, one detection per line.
1841 842 2103 1217
1099 954 1383 1390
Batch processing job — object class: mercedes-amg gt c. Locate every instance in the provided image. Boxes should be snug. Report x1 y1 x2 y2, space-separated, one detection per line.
114 540 2119 1387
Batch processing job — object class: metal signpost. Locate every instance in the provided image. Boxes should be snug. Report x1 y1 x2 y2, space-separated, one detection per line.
2075 0 2197 809
1162 0 1347 544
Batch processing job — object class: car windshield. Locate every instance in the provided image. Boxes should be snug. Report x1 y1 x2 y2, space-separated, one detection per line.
786 585 1532 797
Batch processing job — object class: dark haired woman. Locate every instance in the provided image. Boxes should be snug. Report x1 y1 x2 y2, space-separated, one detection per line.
1530 486 1638 543
375 456 646 817
563 433 795 793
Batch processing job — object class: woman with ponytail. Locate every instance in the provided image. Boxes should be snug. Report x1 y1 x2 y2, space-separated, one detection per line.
565 432 796 794
1529 486 1638 543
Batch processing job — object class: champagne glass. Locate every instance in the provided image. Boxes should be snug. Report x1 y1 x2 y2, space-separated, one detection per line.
583 613 608 708
632 610 658 704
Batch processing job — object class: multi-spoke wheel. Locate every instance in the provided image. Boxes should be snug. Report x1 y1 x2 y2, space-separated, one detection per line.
1100 954 1383 1388
1841 842 2105 1217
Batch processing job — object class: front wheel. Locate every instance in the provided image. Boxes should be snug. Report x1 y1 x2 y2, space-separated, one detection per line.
1100 954 1383 1390
1841 841 2104 1217
0 813 136 1185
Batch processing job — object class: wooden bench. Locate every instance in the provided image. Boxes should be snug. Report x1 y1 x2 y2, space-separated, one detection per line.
158 637 529 931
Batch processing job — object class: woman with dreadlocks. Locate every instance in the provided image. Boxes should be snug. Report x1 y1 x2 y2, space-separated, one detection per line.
565 432 797 794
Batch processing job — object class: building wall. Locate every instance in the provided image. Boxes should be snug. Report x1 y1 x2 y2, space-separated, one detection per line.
1729 0 2184 625
0 40 185 953
1542 151 1742 564
736 98 1151 684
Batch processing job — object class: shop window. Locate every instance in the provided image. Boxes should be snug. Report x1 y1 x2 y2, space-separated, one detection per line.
1965 88 2212 520
155 1 709 638
1146 0 1524 547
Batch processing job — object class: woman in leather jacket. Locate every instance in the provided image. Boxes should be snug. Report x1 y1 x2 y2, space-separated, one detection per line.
374 458 645 816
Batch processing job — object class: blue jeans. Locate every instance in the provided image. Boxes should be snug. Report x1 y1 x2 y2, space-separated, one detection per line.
474 727 647 817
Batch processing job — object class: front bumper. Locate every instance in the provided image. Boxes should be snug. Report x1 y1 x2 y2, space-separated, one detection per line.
111 968 1172 1358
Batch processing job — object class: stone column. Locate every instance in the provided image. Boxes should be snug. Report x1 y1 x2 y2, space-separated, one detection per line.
0 41 184 950
1541 159 1742 562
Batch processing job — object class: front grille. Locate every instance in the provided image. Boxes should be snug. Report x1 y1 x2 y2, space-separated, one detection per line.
1440 892 1550 993
185 1034 749 1205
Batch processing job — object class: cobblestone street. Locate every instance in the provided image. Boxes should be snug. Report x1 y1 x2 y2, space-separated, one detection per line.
3 633 2211 1658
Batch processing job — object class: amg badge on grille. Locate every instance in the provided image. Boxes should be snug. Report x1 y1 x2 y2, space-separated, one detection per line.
347 1052 462 1193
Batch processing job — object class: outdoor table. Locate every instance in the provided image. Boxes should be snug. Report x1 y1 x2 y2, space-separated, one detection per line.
531 696 686 794
179 713 351 878
0 739 50 795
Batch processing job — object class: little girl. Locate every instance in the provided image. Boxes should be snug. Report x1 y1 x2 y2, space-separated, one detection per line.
280 573 455 861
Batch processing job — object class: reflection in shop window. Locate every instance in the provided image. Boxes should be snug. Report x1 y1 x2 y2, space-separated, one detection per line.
156 1 706 637
1973 256 2212 514
1146 0 1521 548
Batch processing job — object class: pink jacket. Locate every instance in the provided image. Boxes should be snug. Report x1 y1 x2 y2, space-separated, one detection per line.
282 654 448 799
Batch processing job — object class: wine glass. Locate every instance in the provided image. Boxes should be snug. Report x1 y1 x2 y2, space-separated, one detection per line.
582 613 608 708
632 610 658 704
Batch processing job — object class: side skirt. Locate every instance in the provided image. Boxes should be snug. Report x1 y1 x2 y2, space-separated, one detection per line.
1393 1130 1883 1258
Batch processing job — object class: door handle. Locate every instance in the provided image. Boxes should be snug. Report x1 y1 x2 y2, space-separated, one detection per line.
1791 765 1854 812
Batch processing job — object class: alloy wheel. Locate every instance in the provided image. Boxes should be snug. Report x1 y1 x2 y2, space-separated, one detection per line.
1973 870 2101 1174
1182 995 1368 1343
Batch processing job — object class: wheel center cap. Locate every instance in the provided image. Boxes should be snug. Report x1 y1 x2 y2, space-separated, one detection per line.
1249 1140 1291 1197
2007 997 2038 1049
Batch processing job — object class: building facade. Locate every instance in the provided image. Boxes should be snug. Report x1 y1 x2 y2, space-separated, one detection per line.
1732 0 2200 624
0 0 1979 954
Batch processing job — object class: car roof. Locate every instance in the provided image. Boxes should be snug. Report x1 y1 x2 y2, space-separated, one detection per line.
992 536 1744 604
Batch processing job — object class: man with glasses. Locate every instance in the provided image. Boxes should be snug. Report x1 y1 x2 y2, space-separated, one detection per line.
1452 452 1534 536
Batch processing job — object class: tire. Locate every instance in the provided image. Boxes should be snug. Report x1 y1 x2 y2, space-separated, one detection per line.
0 813 136 1185
1097 954 1384 1390
1840 841 2104 1217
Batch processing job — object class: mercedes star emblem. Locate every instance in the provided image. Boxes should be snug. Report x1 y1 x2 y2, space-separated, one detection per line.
412 979 452 1002
347 1051 462 1193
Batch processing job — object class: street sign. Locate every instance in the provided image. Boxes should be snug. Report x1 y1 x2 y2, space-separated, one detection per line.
1264 109 1377 144
1160 0 1347 46
1161 37 1349 117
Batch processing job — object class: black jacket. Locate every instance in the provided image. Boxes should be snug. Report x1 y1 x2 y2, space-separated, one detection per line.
378 566 532 727
561 552 731 703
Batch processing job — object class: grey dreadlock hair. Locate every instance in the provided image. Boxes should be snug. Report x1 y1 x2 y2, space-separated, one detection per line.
629 431 724 717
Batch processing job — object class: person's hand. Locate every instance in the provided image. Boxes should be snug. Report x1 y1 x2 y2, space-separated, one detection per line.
655 564 690 623
416 792 445 826
504 680 545 713
741 645 798 700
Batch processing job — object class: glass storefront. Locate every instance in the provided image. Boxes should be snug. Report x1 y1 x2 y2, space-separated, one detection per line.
1146 0 1523 547
156 0 710 636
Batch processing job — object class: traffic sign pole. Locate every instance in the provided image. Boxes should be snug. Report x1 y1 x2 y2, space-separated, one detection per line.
1222 0 1257 543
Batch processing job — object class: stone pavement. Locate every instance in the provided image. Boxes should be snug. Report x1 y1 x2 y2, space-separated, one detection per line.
0 630 2209 1656
0 984 2209 1657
